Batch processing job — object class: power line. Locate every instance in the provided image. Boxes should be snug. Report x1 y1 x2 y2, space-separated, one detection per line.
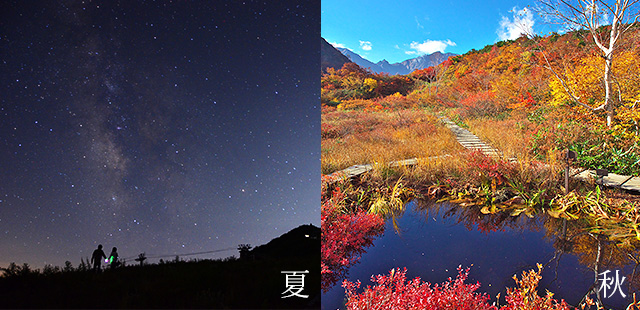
121 247 237 261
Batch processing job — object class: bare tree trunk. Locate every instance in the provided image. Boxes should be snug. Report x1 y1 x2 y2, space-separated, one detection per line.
604 54 614 127
593 233 604 305
604 9 619 128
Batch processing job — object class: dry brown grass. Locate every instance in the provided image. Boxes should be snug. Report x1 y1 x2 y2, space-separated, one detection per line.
321 109 463 174
465 116 533 161
389 154 466 185
463 115 569 187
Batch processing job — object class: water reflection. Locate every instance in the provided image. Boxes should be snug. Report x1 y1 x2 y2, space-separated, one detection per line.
321 207 385 292
322 199 640 310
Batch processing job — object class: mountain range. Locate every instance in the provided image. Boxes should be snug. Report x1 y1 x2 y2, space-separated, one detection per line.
321 37 351 73
335 44 455 75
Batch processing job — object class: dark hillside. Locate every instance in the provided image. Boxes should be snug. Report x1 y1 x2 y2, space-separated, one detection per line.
321 37 351 73
251 224 320 259
0 225 320 309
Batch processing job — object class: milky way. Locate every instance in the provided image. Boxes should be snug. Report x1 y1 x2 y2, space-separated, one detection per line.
0 0 319 268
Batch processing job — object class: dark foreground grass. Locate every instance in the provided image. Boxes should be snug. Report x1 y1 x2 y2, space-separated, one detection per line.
0 224 320 309
0 256 320 309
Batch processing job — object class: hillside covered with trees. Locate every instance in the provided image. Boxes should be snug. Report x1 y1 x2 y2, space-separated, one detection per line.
322 16 640 309
322 25 640 175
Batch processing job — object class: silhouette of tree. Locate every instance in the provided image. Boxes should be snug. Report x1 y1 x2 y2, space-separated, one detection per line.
237 244 252 260
1 263 34 277
42 264 60 275
63 261 74 273
135 253 147 266
19 263 31 276
1 262 19 277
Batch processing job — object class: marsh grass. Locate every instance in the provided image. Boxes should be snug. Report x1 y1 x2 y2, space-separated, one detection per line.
548 187 640 248
322 106 640 249
465 115 534 161
321 109 463 174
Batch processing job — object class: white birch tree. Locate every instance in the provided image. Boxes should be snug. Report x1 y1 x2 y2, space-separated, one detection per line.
537 0 640 127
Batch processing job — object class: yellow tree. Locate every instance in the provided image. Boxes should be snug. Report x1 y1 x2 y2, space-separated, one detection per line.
549 49 640 137
537 0 640 127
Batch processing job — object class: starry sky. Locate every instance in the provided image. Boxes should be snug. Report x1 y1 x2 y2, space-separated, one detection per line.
0 0 319 269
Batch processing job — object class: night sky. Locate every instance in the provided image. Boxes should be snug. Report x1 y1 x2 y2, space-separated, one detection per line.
0 0 319 269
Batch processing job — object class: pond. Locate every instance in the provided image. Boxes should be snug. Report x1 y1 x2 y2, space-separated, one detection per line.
322 200 637 309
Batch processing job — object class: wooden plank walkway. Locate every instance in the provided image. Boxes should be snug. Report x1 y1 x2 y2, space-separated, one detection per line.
439 117 504 159
440 117 639 193
326 156 450 182
325 116 640 193
572 169 640 192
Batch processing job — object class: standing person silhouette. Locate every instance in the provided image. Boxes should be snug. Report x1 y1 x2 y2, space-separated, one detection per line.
91 244 106 272
108 247 119 269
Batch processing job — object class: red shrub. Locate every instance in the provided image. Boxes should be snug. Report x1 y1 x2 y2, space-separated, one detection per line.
343 267 496 310
321 104 337 113
342 265 574 310
321 123 341 139
466 150 515 186
459 90 504 117
321 186 385 291
500 264 571 310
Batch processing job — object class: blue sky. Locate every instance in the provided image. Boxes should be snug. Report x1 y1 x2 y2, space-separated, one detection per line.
322 0 558 63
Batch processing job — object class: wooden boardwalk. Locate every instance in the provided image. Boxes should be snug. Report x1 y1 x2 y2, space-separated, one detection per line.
572 169 640 192
326 117 640 193
326 156 448 181
439 117 505 159
440 117 640 192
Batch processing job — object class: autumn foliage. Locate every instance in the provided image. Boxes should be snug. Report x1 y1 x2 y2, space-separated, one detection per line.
322 26 640 175
343 265 574 310
321 180 385 292
321 25 640 309
323 28 639 132
343 267 495 310
322 62 416 108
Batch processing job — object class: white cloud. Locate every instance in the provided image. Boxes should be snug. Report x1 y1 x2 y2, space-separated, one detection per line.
329 41 346 49
415 16 424 29
359 40 372 51
405 39 456 55
497 7 534 40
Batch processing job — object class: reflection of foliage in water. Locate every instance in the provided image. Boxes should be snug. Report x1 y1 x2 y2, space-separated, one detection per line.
416 197 640 307
320 174 414 292
321 177 385 292
543 214 640 303
413 199 540 235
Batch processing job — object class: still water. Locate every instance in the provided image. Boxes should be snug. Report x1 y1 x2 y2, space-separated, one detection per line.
322 201 635 309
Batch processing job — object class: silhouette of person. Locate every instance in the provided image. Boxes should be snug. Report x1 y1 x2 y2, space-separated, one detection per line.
108 247 119 269
91 244 106 272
